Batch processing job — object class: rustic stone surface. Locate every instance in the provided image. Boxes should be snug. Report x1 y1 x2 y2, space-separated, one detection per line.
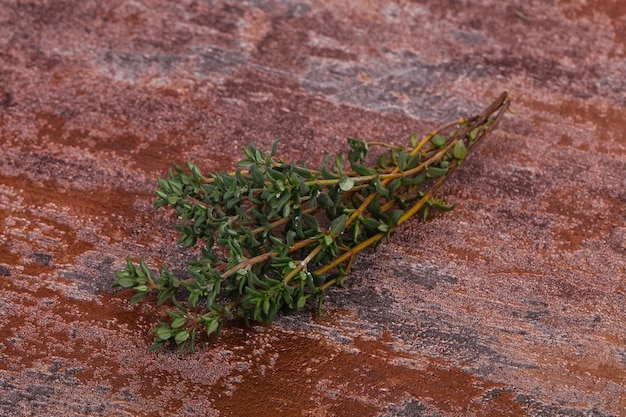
1 1 625 416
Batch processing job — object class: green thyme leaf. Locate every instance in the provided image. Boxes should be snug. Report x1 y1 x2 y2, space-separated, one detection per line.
453 141 467 160
330 214 347 236
339 176 355 192
431 134 446 147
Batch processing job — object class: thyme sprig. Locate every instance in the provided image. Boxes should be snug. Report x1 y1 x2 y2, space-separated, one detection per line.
114 93 510 352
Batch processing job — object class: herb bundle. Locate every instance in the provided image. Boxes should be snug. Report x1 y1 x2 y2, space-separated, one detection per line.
115 93 510 352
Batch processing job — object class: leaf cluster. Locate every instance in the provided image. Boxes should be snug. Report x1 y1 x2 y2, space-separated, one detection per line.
114 93 511 352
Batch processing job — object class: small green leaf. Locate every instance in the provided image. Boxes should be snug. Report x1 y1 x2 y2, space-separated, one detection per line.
387 179 401 196
206 318 220 336
139 259 151 280
431 199 455 211
321 155 336 179
175 330 190 345
374 180 390 199
156 327 172 341
333 153 345 173
367 197 382 216
329 214 347 236
149 340 166 351
125 256 136 273
339 176 354 192
407 153 421 170
467 127 481 141
376 153 388 169
115 276 136 289
302 213 320 231
402 172 425 186
189 330 197 354
453 141 467 160
157 287 176 306
398 151 410 171
426 165 449 178
250 165 265 187
187 291 200 307
317 192 334 208
352 164 376 176
271 139 280 156
171 316 187 329
431 134 446 147
362 217 380 230
388 209 404 227
347 137 368 164
130 291 147 306
296 296 307 309
409 132 419 148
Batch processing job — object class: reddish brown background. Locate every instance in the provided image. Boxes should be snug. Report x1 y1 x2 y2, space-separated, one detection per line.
1 1 625 416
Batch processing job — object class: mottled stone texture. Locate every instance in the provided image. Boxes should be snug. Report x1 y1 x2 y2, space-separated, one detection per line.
0 1 625 416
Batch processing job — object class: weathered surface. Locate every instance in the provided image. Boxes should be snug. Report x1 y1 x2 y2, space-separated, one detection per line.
0 1 624 416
